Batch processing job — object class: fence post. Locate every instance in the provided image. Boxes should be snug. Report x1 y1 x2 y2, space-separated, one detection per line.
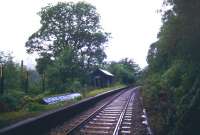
42 72 45 91
20 60 24 90
25 71 29 93
0 64 4 95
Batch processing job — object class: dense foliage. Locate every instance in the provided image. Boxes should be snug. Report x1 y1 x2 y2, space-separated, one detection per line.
107 58 140 85
143 0 200 134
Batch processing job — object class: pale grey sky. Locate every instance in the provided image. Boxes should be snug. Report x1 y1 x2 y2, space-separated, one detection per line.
0 0 162 68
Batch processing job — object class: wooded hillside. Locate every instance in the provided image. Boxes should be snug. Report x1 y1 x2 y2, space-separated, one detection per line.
142 0 200 134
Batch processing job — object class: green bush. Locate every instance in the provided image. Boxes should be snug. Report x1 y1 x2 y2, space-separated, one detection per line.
22 95 45 112
0 95 19 112
7 90 25 99
68 80 82 92
25 102 44 112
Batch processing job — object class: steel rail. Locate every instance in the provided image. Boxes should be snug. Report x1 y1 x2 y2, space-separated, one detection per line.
65 89 128 135
112 89 135 135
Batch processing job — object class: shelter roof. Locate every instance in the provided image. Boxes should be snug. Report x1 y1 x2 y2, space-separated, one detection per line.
99 68 114 77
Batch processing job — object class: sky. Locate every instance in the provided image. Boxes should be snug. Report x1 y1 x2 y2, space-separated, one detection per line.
0 0 162 69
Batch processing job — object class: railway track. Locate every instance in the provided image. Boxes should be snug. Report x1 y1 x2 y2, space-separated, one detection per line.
66 88 137 135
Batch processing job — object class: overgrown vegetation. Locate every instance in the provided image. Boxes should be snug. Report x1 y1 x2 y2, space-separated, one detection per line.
141 0 200 134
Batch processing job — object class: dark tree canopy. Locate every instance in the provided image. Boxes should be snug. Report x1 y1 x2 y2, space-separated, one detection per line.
144 0 200 135
26 2 110 72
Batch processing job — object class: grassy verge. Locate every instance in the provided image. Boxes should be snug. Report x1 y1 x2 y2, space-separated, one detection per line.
0 84 126 129
85 84 126 97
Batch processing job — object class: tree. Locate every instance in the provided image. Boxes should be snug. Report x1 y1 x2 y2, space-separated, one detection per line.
26 2 110 73
35 53 52 74
108 58 140 84
46 48 82 92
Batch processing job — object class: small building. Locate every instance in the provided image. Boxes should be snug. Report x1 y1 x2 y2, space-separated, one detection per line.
91 68 114 88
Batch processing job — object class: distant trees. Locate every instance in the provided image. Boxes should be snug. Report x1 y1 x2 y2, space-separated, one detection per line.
107 58 140 85
0 51 40 95
0 51 42 112
25 2 110 92
0 52 21 93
